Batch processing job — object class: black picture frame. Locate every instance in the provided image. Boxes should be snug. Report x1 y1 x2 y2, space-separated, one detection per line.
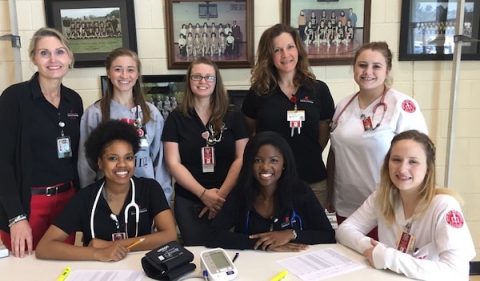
282 0 371 65
399 0 480 61
45 0 137 67
165 0 254 69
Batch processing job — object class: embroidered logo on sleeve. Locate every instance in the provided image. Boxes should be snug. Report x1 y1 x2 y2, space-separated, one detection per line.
402 100 417 113
445 210 464 228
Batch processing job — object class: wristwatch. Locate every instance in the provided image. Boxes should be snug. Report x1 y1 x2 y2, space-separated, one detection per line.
291 229 298 241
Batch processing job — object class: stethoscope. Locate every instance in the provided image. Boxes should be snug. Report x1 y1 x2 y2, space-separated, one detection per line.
90 178 140 239
244 209 303 235
330 87 388 132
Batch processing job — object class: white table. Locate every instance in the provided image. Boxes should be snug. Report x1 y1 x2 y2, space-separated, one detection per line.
0 244 410 280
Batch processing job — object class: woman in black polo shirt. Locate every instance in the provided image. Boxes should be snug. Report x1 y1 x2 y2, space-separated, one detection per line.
0 27 83 257
242 24 334 207
162 57 248 246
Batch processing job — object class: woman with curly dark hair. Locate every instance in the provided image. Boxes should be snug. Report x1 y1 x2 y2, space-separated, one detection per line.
242 23 334 207
36 120 176 261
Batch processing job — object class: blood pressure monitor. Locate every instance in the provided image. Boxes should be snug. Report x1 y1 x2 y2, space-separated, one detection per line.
200 248 238 281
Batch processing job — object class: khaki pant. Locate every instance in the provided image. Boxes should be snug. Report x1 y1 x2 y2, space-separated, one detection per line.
309 180 327 208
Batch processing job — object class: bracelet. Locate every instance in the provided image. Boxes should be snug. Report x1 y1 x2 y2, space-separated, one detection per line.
199 188 207 199
8 214 27 228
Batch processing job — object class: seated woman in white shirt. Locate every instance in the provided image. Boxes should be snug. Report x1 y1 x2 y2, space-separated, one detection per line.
36 120 176 261
336 130 476 280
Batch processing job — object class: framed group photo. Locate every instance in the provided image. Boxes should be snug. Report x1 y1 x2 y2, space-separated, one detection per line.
165 0 254 69
282 0 371 65
45 0 137 67
399 0 480 61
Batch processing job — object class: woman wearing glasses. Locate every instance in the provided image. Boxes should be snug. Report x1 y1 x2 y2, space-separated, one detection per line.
77 48 173 206
0 27 83 257
327 42 428 237
162 57 248 245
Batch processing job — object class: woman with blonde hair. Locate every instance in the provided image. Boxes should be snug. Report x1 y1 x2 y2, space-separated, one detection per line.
336 130 475 280
0 27 83 257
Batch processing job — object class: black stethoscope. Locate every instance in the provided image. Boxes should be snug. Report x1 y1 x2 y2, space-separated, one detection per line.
330 87 388 132
243 209 303 235
90 178 140 239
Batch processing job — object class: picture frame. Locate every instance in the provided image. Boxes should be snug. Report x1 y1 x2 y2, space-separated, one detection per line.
101 74 186 119
165 0 254 69
399 0 480 61
282 0 371 65
100 74 248 116
45 0 137 67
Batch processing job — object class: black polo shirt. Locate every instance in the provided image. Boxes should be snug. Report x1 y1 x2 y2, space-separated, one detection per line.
162 108 248 201
242 80 334 183
54 177 170 245
29 74 83 186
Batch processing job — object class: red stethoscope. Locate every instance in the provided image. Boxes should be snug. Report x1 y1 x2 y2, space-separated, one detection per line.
330 87 388 132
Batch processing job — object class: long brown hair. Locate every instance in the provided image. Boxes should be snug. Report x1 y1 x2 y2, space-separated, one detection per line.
376 130 460 223
250 23 315 95
179 57 229 132
100 48 151 124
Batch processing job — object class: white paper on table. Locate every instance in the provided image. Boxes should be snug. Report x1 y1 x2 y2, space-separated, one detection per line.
67 269 144 281
277 247 366 281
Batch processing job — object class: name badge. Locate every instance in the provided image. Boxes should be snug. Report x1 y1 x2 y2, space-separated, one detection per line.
112 232 127 241
396 231 415 253
201 146 215 173
57 136 72 159
286 110 305 122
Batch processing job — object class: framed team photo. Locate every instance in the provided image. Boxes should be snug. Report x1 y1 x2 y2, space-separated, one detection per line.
165 0 254 69
282 0 371 65
399 0 480 61
45 0 137 67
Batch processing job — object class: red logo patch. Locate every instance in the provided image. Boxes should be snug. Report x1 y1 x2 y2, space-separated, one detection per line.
445 210 464 228
402 100 416 113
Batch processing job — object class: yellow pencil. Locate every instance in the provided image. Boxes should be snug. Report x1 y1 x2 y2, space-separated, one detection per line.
127 237 145 249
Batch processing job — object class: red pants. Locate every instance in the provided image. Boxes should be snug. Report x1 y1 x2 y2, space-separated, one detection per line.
337 214 378 241
1 187 76 251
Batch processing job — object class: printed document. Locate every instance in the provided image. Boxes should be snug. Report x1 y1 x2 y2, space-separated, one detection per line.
277 247 365 280
67 269 143 281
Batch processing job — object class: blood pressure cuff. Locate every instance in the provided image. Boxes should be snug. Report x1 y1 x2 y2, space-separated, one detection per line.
141 241 196 281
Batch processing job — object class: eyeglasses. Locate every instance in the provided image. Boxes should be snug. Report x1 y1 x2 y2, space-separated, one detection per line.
35 48 68 59
190 74 216 82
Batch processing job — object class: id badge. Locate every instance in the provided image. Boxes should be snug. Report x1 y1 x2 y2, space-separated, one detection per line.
57 136 72 159
287 110 305 122
112 232 127 241
201 146 215 173
396 231 415 253
139 135 149 149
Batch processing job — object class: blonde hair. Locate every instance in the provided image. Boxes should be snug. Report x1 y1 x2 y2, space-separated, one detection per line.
28 27 74 67
376 130 461 223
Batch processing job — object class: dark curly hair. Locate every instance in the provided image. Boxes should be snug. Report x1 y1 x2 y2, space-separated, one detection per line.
84 120 140 171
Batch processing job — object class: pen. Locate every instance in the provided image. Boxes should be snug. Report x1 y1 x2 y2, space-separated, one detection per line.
127 237 145 249
270 270 288 281
56 266 71 281
232 252 239 263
